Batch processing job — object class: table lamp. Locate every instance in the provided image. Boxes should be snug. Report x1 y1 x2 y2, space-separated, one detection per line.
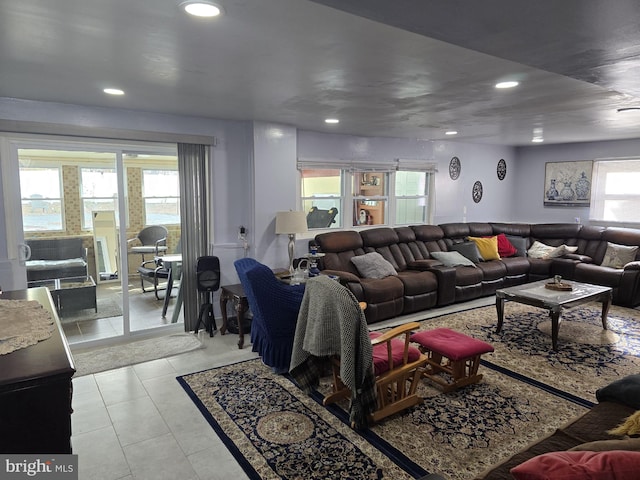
275 211 308 274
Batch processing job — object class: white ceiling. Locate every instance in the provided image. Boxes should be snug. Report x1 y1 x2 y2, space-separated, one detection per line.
2 0 640 146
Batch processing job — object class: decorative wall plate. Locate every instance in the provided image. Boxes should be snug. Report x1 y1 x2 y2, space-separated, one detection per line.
497 158 507 180
472 181 483 203
449 156 461 180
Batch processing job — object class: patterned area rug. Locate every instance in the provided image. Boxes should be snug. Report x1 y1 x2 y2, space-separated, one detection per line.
416 302 640 402
179 359 586 480
178 302 640 480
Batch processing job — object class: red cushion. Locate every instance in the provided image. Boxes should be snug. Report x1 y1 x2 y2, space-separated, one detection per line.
369 331 422 376
486 233 518 257
510 450 640 480
410 328 494 360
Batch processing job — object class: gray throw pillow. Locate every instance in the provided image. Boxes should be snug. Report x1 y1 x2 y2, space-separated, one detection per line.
430 251 477 268
350 252 397 279
505 235 529 257
450 241 483 263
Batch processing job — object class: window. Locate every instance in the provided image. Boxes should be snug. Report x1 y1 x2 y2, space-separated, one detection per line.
20 166 64 231
298 159 435 230
590 159 640 224
142 169 180 225
301 168 343 229
80 167 118 230
354 171 388 226
395 170 430 225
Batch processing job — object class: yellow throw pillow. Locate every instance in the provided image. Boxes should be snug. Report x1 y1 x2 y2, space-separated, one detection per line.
468 236 500 261
608 410 640 437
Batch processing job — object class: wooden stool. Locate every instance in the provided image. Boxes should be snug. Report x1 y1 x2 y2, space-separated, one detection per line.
410 328 494 392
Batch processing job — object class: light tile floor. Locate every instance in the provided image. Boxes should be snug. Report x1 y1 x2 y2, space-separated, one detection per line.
72 330 256 480
71 297 495 480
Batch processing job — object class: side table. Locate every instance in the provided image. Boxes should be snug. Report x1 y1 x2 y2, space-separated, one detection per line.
219 283 250 349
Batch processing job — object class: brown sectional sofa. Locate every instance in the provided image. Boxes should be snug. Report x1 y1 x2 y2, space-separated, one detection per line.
315 222 640 324
476 373 640 479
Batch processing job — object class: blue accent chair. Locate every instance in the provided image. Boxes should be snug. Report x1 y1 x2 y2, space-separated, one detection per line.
234 258 305 373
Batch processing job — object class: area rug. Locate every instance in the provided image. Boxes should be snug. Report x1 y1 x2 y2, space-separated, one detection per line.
73 333 204 376
60 295 123 324
178 358 587 480
414 302 640 402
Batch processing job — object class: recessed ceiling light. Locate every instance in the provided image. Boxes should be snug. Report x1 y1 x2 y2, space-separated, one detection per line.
325 118 339 124
181 1 222 17
103 88 124 95
531 126 544 143
445 130 458 135
495 81 519 89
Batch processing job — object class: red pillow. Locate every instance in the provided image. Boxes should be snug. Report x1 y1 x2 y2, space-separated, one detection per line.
369 331 421 376
510 450 640 480
493 233 517 257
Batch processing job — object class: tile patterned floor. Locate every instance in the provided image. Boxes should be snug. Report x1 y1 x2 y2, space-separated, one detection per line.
71 297 495 479
71 330 255 480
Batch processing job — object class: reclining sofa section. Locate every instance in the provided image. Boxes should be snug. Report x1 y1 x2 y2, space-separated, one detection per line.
315 222 640 325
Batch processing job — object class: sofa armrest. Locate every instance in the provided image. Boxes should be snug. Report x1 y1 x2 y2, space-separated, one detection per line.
427 265 456 306
623 261 640 271
564 253 592 263
320 269 361 283
407 259 444 270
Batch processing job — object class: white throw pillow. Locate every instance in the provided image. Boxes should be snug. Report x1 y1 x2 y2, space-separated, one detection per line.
601 242 639 269
350 252 398 279
527 241 566 259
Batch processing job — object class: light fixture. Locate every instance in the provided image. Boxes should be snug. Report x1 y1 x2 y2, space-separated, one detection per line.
275 211 308 274
325 118 339 124
181 1 222 17
531 127 544 143
495 81 519 89
103 88 124 95
445 130 458 135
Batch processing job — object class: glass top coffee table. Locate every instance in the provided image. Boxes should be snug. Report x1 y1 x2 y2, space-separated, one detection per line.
495 279 612 350
28 275 97 317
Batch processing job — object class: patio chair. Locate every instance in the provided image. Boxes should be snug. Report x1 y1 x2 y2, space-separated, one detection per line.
128 225 168 263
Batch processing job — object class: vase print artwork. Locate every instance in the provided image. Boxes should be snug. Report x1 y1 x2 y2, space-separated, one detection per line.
575 172 590 200
546 179 559 200
560 182 575 201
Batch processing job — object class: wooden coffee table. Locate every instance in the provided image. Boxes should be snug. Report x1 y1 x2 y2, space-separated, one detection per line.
495 279 612 350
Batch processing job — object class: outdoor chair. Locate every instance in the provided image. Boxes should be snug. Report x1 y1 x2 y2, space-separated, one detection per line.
290 275 428 428
137 238 181 299
234 258 305 373
128 225 168 263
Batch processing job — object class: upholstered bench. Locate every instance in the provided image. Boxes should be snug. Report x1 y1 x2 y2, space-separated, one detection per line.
410 328 494 392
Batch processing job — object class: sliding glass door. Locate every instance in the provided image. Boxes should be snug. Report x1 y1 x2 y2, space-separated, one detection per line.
5 136 182 346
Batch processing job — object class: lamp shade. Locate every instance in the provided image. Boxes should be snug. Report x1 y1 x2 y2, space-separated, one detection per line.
275 211 308 235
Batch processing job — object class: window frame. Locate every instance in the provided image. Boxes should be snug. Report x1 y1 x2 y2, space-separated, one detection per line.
19 165 65 232
393 170 432 226
297 162 435 233
590 158 640 227
141 167 181 226
79 166 119 231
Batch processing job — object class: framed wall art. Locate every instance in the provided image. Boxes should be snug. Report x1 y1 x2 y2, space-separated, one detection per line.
544 160 593 207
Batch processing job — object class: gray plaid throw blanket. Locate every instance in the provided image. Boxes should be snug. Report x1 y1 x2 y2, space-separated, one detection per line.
289 276 376 428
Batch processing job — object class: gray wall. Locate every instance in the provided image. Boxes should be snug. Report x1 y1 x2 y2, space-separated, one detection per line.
513 138 640 225
297 130 517 225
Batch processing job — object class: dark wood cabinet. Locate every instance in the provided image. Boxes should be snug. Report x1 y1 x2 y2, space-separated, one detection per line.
0 287 76 454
